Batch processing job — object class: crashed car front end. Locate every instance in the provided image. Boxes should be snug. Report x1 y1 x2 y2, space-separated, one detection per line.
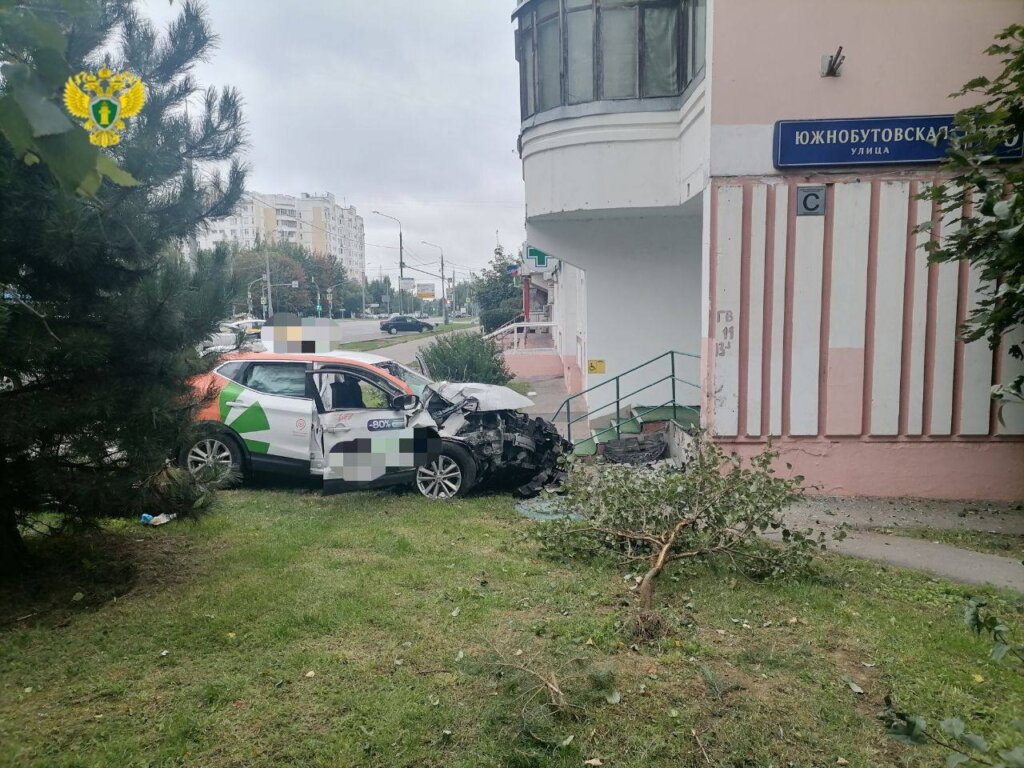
428 382 571 496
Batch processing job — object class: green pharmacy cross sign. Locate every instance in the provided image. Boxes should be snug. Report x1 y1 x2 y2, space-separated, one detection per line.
527 247 548 268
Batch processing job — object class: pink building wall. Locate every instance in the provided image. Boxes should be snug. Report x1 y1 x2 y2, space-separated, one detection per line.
705 178 1024 500
711 0 1024 127
701 0 1024 500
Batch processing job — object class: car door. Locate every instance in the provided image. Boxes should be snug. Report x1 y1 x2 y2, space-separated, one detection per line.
309 366 437 493
229 360 316 473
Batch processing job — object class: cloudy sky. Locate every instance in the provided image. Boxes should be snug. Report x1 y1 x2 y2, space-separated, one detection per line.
142 1 526 281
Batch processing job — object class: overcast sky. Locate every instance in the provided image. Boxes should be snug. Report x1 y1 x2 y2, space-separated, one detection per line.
142 1 526 282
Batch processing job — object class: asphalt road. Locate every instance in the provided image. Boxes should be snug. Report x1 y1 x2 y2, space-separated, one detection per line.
333 316 444 344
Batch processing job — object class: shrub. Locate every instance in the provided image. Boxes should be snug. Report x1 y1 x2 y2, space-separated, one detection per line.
480 300 522 333
419 332 513 385
543 435 816 612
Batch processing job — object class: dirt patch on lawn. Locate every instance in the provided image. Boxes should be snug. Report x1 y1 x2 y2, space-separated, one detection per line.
0 526 209 630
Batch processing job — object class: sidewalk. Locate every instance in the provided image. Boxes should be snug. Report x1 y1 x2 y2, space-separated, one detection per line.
782 496 1024 592
518 373 582 440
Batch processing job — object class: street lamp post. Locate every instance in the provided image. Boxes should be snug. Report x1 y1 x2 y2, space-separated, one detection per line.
420 240 448 326
372 210 404 314
311 277 321 317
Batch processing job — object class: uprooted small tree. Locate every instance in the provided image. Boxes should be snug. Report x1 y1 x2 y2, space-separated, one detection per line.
546 436 817 614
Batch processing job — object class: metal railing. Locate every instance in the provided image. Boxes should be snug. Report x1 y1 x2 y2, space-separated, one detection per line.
485 321 557 351
552 350 701 444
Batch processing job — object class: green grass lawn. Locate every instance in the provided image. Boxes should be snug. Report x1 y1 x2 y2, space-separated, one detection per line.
2 490 1022 767
888 526 1024 558
334 322 475 352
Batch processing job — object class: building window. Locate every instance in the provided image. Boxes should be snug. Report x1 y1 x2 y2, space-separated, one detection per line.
515 0 705 120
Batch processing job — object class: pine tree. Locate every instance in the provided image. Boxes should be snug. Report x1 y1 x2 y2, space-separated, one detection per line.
0 0 246 573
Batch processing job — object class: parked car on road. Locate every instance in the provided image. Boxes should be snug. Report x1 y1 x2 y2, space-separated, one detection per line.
181 352 569 499
380 315 433 334
220 318 265 339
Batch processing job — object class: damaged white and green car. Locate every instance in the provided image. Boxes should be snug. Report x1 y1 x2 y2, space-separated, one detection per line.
181 350 570 500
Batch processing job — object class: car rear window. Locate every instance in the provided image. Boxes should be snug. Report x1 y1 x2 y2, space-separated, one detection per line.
245 363 308 397
216 361 245 382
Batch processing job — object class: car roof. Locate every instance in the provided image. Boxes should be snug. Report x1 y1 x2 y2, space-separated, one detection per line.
217 352 411 393
322 350 388 364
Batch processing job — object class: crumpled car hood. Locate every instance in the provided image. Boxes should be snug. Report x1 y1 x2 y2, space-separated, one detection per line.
430 382 534 411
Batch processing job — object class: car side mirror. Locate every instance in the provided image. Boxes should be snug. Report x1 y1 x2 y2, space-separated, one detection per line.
392 393 420 411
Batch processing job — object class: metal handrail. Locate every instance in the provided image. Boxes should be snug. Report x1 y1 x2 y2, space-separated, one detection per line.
555 350 701 443
565 374 698 427
484 320 556 340
557 350 698 409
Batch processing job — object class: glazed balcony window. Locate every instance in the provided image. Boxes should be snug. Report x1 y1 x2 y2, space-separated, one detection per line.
515 0 706 120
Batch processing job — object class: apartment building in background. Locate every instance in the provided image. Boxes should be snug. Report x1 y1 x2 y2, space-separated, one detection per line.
198 191 366 282
512 0 1024 500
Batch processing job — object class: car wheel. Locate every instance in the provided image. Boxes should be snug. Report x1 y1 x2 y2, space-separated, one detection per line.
415 443 477 500
388 327 398 335
179 433 243 488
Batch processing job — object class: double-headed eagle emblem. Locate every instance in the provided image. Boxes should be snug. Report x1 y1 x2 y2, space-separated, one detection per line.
63 68 145 147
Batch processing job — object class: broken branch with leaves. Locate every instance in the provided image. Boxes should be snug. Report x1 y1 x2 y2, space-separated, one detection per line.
546 434 817 612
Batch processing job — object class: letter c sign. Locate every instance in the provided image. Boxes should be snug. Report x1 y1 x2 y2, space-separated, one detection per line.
796 185 827 216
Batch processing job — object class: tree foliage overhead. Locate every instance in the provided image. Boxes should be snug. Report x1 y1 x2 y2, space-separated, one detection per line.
0 0 246 571
925 24 1024 401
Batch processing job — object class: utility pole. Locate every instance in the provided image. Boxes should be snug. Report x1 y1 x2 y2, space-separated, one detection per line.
311 277 321 317
421 241 448 325
361 272 366 317
372 211 404 314
246 277 265 318
263 250 274 317
326 281 344 319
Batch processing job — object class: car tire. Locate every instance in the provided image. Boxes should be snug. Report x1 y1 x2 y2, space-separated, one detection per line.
415 442 477 500
178 432 243 488
388 327 398 335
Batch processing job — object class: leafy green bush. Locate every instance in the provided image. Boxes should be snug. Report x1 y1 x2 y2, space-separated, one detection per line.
419 332 512 385
480 298 522 334
543 435 815 612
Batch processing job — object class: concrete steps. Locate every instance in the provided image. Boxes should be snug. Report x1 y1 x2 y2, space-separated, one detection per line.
570 405 701 458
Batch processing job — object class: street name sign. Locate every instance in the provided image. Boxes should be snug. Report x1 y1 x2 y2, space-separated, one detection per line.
774 115 1024 168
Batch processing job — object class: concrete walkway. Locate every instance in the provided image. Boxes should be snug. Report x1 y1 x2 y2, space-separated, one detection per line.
518 373 584 440
782 496 1024 592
